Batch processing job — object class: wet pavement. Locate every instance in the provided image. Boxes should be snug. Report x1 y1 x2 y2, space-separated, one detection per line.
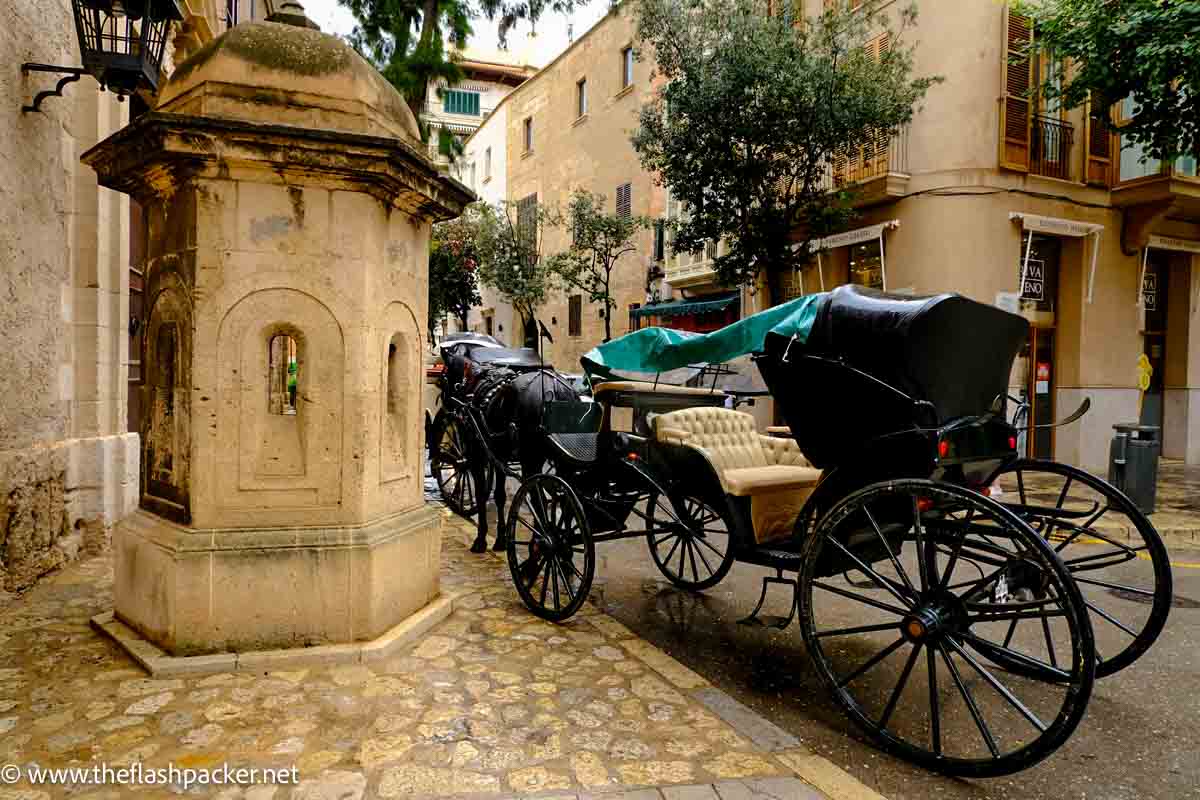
587 533 1200 800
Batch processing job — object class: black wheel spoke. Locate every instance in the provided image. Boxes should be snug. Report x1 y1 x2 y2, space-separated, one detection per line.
911 496 930 590
1083 599 1139 637
863 506 918 596
939 643 1000 758
825 535 915 609
837 637 906 688
958 632 1072 680
1073 575 1156 597
1040 614 1058 669
692 537 715 576
945 638 1048 733
927 644 941 756
879 643 922 729
812 580 908 616
815 622 902 638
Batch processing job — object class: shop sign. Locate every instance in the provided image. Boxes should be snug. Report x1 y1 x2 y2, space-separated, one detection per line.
1142 272 1158 311
1036 362 1050 395
1011 213 1103 238
804 220 901 252
1148 235 1200 255
1021 259 1046 301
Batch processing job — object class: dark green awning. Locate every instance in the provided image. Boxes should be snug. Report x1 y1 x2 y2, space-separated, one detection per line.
632 293 739 319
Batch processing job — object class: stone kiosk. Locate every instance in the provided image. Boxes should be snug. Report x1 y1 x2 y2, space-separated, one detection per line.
82 3 471 664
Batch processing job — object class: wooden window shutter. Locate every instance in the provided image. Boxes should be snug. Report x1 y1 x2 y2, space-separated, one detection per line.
1083 94 1115 187
999 7 1034 172
616 183 632 219
869 34 891 172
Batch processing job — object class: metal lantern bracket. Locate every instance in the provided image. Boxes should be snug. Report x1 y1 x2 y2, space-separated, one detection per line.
21 63 89 114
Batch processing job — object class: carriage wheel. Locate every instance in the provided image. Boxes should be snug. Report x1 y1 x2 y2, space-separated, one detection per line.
430 412 492 519
505 474 595 622
989 459 1172 678
645 492 735 591
799 479 1094 778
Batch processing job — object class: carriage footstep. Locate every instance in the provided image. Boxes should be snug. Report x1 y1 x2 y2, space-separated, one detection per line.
738 572 799 629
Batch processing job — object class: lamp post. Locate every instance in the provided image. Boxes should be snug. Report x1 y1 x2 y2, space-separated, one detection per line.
21 0 183 113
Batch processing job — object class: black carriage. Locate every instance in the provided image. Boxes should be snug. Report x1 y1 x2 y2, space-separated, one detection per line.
502 285 1173 778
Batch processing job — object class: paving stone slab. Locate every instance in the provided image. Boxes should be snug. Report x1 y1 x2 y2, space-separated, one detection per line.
690 688 802 752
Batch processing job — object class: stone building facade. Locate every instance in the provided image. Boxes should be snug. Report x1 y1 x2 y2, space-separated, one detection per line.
0 0 271 595
504 3 670 371
480 0 1200 471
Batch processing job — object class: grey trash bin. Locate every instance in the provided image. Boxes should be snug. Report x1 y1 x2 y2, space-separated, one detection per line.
1108 423 1160 515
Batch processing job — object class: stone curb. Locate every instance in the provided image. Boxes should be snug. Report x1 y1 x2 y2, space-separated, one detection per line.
445 513 889 800
89 590 459 676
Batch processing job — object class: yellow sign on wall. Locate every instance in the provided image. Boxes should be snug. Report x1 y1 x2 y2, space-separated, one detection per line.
1137 354 1153 392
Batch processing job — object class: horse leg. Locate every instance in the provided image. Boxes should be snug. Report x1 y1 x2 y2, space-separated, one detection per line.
491 468 508 551
469 438 490 553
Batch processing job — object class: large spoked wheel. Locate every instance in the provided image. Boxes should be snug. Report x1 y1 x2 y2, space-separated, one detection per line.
991 459 1172 678
645 492 735 591
799 479 1095 778
430 411 492 519
505 474 595 622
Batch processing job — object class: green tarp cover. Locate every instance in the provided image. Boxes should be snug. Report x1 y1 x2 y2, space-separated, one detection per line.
582 292 827 377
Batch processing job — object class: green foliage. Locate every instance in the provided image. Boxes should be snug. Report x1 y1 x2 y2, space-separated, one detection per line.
545 189 651 342
1016 0 1199 163
632 0 939 294
429 213 483 339
472 201 562 341
341 0 591 153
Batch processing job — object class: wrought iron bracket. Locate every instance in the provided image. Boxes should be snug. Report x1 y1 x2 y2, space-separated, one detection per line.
21 64 88 114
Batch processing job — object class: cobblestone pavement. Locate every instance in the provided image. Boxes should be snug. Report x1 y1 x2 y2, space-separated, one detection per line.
0 515 847 800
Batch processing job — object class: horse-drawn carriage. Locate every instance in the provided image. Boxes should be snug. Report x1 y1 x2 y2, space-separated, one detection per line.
435 287 1173 777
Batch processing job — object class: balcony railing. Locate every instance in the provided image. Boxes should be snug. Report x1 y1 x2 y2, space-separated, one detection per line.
821 124 909 191
1030 113 1074 181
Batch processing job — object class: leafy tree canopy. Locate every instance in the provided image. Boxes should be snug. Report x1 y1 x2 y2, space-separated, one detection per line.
1016 0 1199 163
472 200 562 346
429 215 484 340
632 0 939 295
545 189 650 342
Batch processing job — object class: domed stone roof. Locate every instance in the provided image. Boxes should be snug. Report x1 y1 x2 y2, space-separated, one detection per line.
158 14 420 143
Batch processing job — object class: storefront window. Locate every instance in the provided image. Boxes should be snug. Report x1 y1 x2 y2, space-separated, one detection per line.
848 240 883 290
1018 233 1060 318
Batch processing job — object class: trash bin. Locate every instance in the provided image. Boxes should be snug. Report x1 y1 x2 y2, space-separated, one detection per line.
1108 423 1160 514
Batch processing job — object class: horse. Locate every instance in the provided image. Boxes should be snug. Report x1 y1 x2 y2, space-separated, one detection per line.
440 350 579 553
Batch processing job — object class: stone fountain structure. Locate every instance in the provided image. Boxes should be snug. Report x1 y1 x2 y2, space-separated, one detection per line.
82 2 471 665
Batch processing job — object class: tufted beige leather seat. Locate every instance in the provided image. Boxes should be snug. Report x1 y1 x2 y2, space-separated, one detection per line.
653 408 820 543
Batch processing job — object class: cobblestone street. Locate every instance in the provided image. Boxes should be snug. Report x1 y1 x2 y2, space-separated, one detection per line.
0 514 855 799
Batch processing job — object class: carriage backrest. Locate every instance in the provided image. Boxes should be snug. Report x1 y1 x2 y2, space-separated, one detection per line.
652 409 770 471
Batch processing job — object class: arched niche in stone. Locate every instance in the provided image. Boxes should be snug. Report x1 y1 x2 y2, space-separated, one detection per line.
379 301 423 509
214 288 344 527
141 278 193 523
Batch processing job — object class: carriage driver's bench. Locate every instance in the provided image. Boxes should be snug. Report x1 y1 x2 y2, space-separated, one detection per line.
652 408 820 545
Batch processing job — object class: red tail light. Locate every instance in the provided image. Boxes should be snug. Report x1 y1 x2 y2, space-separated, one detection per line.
917 497 934 512
937 440 949 458
1008 436 1017 450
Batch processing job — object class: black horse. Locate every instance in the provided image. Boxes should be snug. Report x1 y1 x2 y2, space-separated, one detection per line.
440 349 579 553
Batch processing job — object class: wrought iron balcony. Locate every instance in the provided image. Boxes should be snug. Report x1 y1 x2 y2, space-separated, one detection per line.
819 125 910 205
1030 113 1075 181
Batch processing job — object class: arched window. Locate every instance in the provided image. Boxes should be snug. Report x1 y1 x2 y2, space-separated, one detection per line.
385 332 410 463
269 334 299 415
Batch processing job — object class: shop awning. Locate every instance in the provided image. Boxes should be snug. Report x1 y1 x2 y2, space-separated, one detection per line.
1139 234 1200 307
790 220 901 291
1009 212 1105 304
632 293 739 319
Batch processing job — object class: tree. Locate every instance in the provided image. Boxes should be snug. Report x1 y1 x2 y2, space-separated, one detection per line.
545 189 650 342
429 214 484 342
341 0 589 158
632 0 939 300
473 200 561 349
1015 0 1199 163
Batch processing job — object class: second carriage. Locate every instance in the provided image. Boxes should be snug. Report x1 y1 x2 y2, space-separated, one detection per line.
502 285 1173 778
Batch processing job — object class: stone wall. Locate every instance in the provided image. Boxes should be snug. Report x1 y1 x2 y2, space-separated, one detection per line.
1 0 139 594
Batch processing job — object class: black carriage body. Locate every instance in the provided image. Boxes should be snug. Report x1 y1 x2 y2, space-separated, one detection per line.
753 286 1028 575
760 285 1029 471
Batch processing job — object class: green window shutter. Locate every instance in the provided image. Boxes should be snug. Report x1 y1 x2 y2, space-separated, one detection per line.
443 89 481 116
